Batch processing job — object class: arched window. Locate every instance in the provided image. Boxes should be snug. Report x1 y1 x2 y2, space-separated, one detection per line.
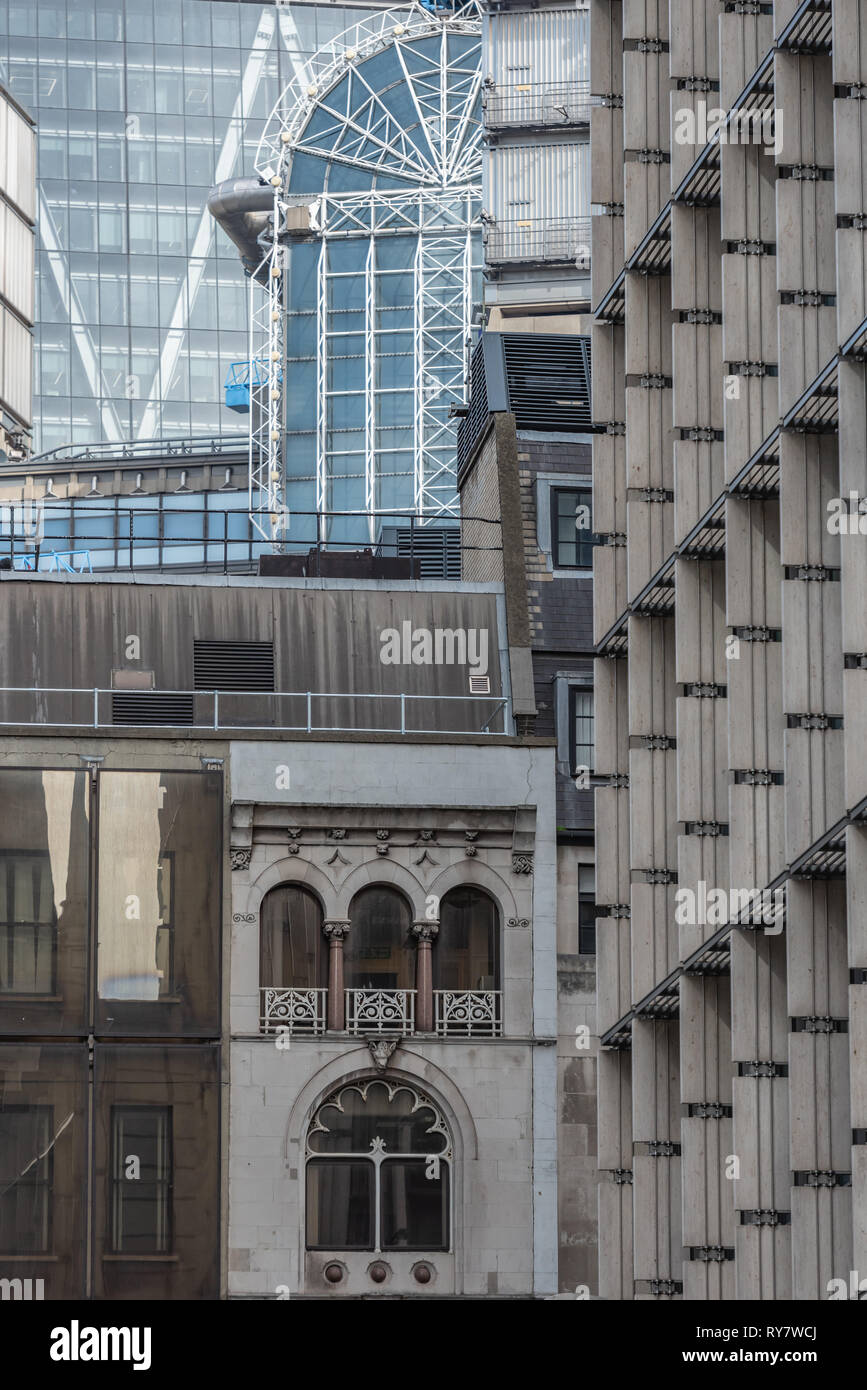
434 887 499 991
259 884 324 988
344 887 413 990
306 1080 451 1252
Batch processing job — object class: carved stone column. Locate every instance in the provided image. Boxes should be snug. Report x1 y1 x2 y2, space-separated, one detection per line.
412 921 438 1033
323 921 351 1031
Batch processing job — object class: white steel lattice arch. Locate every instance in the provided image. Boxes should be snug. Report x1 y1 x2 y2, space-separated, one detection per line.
248 3 482 546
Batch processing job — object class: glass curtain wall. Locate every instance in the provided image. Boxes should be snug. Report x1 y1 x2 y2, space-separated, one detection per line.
0 0 377 453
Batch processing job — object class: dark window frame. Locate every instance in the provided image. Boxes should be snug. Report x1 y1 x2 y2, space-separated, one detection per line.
578 865 596 956
156 851 174 998
0 849 58 997
0 1105 54 1255
552 485 594 570
109 1104 173 1256
569 684 595 775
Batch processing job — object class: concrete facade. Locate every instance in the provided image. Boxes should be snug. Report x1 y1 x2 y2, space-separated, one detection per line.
592 0 867 1300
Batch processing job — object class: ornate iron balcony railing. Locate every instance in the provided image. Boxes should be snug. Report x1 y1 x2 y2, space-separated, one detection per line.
345 989 416 1034
258 987 503 1037
434 989 502 1037
260 987 327 1035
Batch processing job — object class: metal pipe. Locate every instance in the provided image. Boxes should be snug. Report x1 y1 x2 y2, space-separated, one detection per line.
207 177 275 279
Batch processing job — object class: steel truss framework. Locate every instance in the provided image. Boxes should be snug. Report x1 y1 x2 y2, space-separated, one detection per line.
249 3 482 546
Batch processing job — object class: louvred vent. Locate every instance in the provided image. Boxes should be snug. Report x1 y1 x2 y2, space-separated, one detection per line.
502 334 592 432
112 692 194 726
193 640 275 691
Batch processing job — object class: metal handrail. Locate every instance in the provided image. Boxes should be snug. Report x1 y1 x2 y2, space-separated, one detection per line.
483 81 593 129
484 216 592 267
0 503 503 576
31 434 249 463
0 687 511 736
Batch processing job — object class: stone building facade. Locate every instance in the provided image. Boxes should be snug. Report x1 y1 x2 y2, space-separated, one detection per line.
227 740 557 1298
458 333 598 1293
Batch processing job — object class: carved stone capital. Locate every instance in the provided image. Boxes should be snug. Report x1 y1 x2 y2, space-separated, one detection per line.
230 847 252 872
512 851 534 875
323 920 351 942
412 920 439 943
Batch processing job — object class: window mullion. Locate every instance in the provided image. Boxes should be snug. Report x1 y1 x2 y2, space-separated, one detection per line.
373 1151 382 1254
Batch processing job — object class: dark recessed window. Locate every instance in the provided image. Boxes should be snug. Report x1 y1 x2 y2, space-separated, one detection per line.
435 887 499 990
0 852 57 995
345 887 414 990
110 1106 172 1254
306 1080 450 1252
260 884 324 989
0 1107 53 1254
155 854 174 998
552 486 593 569
578 866 596 955
570 686 594 774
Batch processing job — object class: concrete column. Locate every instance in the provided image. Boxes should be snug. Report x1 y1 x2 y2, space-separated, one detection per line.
323 920 350 1031
412 920 438 1033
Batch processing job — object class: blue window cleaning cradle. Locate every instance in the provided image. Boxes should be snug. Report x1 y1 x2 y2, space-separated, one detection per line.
224 360 260 413
224 358 283 413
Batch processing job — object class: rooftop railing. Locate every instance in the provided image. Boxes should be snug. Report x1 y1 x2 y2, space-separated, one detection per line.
484 217 592 268
0 687 510 736
483 81 593 131
0 506 502 578
30 434 249 464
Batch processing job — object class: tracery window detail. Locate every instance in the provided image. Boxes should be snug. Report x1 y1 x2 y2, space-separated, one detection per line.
305 1079 451 1252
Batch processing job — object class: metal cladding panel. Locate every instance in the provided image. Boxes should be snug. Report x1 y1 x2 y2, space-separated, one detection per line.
484 5 590 86
0 202 35 324
0 584 506 719
488 139 591 224
0 91 36 224
0 303 32 427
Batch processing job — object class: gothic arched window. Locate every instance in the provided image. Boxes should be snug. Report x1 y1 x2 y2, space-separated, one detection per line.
344 886 414 990
305 1080 451 1252
434 887 499 990
259 884 324 989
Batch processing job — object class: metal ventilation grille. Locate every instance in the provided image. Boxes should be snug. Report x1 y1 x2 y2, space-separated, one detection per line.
457 335 489 474
193 640 275 691
112 692 194 726
393 528 461 579
502 334 592 432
